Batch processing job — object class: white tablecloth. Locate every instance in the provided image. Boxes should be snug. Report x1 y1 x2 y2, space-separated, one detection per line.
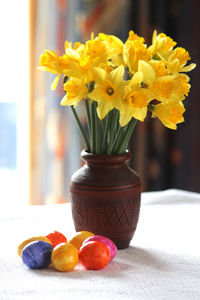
1 189 200 300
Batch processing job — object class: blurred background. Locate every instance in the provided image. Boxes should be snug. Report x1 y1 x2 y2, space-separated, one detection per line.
0 0 199 207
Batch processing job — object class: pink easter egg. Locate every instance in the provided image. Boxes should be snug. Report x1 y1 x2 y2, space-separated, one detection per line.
83 235 117 261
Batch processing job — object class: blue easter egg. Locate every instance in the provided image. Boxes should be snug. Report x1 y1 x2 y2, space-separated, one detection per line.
22 241 53 269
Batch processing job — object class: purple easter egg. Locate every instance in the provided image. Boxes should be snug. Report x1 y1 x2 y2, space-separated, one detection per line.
22 241 53 269
83 235 117 261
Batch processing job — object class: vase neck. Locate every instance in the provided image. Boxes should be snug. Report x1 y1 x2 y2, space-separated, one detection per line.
81 150 130 167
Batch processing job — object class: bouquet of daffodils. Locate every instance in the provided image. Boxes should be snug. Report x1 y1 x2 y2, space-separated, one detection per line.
39 30 196 154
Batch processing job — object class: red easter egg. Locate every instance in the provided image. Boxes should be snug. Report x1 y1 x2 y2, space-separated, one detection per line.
45 231 67 248
79 241 110 270
83 235 117 261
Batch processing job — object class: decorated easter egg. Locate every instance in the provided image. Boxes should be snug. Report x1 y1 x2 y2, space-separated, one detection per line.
79 241 110 270
22 241 53 269
69 231 94 251
45 231 67 248
51 243 79 272
17 236 52 257
83 235 117 261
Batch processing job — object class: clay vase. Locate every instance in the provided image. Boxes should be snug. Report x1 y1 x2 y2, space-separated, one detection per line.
70 150 141 249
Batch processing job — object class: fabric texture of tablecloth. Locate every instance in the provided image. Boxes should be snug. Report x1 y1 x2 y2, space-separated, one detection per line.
1 189 200 300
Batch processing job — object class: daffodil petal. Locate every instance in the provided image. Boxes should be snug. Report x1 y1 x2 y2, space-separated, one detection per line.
60 94 80 106
92 67 107 83
152 101 185 130
164 122 177 130
109 65 124 85
129 71 143 88
110 35 124 47
138 60 155 84
65 49 80 60
60 95 68 106
152 30 157 44
97 101 113 119
132 107 147 121
89 88 102 102
181 63 196 72
119 107 132 127
45 49 58 58
112 95 123 111
37 66 59 74
51 74 61 90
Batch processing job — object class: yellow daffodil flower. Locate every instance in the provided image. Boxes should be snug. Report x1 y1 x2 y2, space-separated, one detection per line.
75 54 95 82
167 47 196 74
97 33 124 66
151 101 185 129
123 40 150 74
65 40 85 55
149 30 177 60
138 60 156 84
175 74 190 96
89 65 125 119
84 38 108 67
152 76 176 100
38 50 81 90
138 60 178 102
148 60 169 77
119 71 153 126
64 41 94 80
38 50 67 90
170 74 191 101
60 78 88 107
137 60 157 101
98 33 123 53
153 73 190 102
127 30 145 43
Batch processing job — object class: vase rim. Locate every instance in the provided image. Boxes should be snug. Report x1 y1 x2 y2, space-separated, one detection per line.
80 149 131 164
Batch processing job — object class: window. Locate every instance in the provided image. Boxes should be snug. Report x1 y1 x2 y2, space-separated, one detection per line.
0 1 29 208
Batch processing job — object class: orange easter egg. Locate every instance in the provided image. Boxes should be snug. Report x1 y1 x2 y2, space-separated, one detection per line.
69 231 94 251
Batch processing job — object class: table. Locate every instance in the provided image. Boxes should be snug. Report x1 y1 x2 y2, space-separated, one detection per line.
1 189 200 300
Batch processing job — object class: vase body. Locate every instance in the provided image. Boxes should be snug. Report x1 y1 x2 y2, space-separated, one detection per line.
70 150 141 249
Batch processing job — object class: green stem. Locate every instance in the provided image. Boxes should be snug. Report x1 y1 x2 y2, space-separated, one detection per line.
85 99 91 134
94 102 101 154
111 125 125 154
101 118 106 133
102 110 113 153
90 101 96 153
116 111 120 133
71 106 91 152
106 109 119 154
117 118 137 154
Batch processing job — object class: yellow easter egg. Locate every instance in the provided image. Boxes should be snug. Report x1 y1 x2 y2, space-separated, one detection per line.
17 236 52 257
51 243 79 272
69 231 94 251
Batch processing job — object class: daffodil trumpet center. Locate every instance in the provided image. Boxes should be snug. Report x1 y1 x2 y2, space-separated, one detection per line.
98 80 117 101
106 87 114 96
87 81 95 93
126 91 148 108
141 82 148 88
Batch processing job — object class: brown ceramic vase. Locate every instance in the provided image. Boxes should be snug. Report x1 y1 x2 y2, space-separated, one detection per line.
70 150 141 249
